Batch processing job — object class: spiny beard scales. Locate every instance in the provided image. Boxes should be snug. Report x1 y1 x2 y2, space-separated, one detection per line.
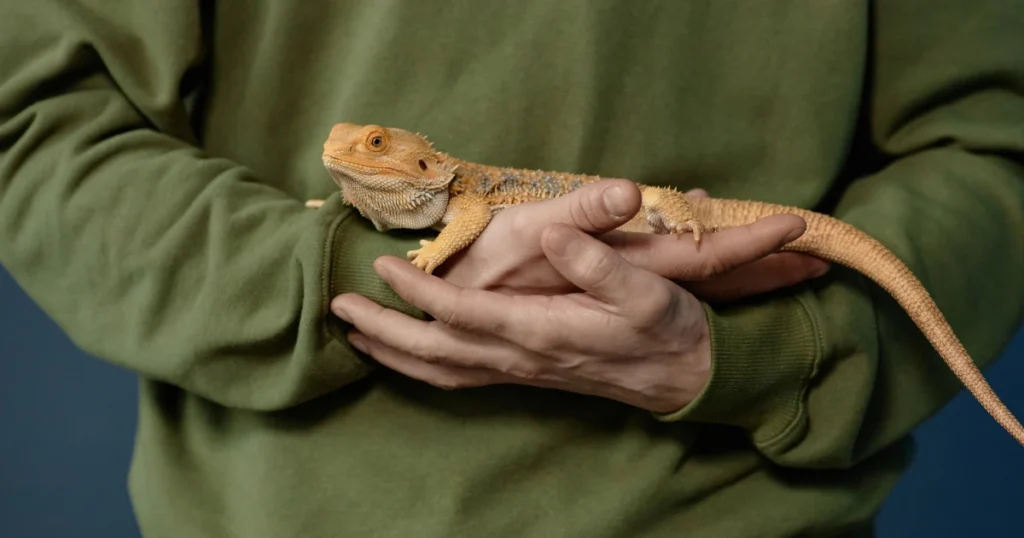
339 177 450 231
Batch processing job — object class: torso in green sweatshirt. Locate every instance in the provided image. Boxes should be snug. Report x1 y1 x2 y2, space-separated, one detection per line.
2 1 1023 537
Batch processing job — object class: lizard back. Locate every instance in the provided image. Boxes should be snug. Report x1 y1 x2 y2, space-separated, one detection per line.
449 159 603 207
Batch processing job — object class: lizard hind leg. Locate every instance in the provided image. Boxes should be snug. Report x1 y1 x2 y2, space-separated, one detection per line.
639 185 709 244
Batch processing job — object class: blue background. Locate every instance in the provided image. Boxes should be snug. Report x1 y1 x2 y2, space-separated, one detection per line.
1 265 1022 538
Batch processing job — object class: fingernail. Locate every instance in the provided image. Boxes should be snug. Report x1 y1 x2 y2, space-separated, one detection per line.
373 258 391 279
602 185 631 219
812 262 831 277
544 225 579 257
348 333 368 353
331 300 352 323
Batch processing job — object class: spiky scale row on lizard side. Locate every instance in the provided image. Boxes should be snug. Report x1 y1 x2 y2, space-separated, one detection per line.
307 122 1024 449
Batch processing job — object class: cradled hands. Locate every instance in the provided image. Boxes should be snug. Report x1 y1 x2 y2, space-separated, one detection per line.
331 180 829 413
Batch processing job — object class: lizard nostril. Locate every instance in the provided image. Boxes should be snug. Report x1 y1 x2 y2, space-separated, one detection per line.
418 159 428 171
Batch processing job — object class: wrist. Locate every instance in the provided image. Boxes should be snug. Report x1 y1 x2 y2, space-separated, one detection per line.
640 303 713 413
652 293 822 449
679 320 713 405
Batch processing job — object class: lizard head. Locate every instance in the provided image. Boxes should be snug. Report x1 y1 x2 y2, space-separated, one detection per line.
321 123 458 231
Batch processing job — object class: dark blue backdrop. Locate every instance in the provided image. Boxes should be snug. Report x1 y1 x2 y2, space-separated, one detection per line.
1 266 1021 538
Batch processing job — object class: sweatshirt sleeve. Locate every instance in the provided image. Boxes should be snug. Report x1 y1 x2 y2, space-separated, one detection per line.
657 0 1024 467
0 3 421 410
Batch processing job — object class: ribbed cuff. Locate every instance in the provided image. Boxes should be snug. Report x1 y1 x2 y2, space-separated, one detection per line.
320 194 427 356
655 291 823 447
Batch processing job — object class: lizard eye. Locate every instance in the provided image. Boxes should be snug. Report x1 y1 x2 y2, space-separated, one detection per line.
418 159 428 171
365 131 388 151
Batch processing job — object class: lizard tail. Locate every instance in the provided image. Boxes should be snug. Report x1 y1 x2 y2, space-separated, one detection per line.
693 197 1024 446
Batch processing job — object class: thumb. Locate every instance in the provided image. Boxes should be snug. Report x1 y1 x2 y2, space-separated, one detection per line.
522 178 642 235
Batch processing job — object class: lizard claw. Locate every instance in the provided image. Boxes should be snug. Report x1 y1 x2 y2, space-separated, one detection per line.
662 219 706 247
686 220 703 245
407 240 442 274
406 239 434 260
305 199 325 209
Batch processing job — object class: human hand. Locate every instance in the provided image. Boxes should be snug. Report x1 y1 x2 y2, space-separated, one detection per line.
433 179 644 294
330 208 822 413
437 180 829 300
608 187 831 302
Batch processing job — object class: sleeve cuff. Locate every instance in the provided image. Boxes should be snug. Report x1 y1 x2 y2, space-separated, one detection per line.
319 194 428 369
655 291 824 447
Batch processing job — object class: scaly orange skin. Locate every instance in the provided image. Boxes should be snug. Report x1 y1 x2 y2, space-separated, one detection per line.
310 122 1024 448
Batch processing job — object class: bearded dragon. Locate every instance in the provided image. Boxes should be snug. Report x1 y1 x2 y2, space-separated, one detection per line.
307 122 1024 448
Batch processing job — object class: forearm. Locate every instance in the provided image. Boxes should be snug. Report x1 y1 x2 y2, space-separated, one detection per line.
0 1 418 410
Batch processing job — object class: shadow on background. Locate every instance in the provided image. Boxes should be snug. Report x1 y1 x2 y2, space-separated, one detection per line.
1 266 1021 538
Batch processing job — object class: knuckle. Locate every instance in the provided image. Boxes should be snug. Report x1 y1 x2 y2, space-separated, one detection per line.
508 209 538 234
443 305 507 337
407 333 447 364
579 250 619 287
634 285 682 327
439 288 471 329
417 345 447 365
697 249 731 277
569 191 604 231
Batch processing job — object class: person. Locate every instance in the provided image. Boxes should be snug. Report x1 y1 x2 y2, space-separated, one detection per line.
1 2 1021 537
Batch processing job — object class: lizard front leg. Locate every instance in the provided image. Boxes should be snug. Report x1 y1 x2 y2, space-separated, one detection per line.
408 194 492 274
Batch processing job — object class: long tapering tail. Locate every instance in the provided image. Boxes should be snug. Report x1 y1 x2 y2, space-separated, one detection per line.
693 197 1024 446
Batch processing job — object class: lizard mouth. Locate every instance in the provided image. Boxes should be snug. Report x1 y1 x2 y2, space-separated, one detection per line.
322 155 452 211
321 155 416 178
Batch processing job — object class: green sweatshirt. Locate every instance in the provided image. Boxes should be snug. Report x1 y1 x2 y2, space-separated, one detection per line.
2 1 1023 537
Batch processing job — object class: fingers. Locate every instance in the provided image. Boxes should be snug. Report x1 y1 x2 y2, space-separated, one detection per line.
346 331 497 390
345 330 585 394
540 223 661 308
364 256 549 342
330 291 524 370
608 214 810 281
517 178 643 235
331 291 458 361
686 214 809 277
685 252 830 301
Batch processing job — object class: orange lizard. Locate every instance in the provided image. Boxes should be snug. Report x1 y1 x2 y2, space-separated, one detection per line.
307 122 1024 448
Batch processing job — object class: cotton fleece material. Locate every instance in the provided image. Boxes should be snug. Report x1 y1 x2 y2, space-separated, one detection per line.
2 1 1023 537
